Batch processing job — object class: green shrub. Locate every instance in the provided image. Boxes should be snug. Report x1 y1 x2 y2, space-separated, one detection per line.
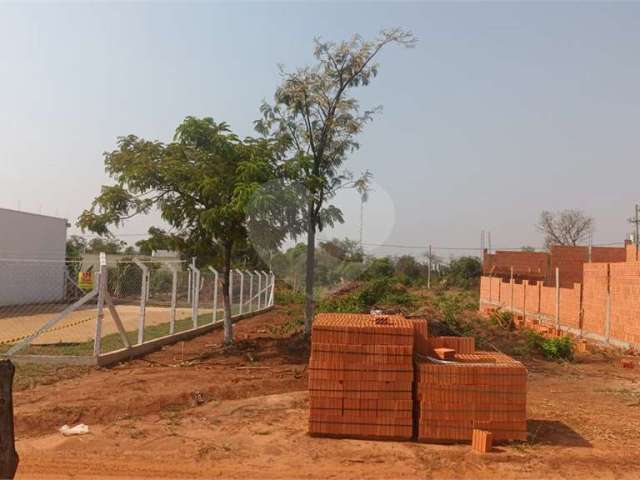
522 330 573 360
540 336 574 361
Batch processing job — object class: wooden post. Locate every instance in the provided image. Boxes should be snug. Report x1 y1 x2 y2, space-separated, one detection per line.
0 360 19 479
555 267 560 334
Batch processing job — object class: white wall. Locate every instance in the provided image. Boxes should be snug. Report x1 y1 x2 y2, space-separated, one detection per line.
0 208 68 306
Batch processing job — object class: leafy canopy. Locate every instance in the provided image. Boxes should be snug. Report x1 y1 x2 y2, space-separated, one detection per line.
78 117 283 263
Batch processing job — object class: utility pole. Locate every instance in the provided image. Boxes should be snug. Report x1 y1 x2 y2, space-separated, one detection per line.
359 197 364 252
628 204 640 248
427 244 432 290
487 231 492 254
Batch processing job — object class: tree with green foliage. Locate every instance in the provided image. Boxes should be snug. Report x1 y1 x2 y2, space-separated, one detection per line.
394 255 422 285
362 256 395 281
66 235 87 259
86 237 126 254
256 28 416 335
135 227 177 256
320 238 364 263
78 116 279 345
444 256 482 289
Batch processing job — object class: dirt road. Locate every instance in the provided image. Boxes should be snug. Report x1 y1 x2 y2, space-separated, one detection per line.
11 307 640 479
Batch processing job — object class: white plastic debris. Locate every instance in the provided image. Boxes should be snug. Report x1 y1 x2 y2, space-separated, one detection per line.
59 424 90 436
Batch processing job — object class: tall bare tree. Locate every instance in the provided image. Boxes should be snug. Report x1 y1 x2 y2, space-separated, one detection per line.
537 209 594 249
256 28 416 335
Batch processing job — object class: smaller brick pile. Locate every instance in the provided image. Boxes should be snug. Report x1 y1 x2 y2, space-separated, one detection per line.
308 313 415 440
415 350 527 442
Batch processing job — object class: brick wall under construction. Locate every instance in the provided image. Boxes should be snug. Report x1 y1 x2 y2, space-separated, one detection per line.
483 245 627 288
480 252 640 349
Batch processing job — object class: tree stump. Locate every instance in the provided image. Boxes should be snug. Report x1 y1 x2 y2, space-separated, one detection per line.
0 360 19 479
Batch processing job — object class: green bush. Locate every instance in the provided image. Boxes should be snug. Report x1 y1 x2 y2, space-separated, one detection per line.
541 336 574 360
523 330 573 361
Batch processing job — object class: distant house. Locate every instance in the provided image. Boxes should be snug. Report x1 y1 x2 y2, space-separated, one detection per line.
0 208 68 306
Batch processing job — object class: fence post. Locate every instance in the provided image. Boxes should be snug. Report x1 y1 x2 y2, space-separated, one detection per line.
208 267 219 324
236 269 244 315
248 271 254 313
169 264 178 335
555 267 560 334
187 266 192 304
189 260 200 329
133 259 149 345
229 269 234 315
510 278 514 312
269 272 275 306
255 270 261 310
262 271 269 308
93 261 107 357
0 360 18 480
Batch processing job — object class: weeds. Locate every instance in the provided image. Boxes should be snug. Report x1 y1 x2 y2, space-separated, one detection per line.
432 292 477 336
318 278 415 313
275 288 305 305
489 309 515 330
523 330 574 361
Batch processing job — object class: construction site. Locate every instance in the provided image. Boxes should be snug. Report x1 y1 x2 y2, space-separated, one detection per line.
480 241 640 350
3 3 640 478
2 287 638 479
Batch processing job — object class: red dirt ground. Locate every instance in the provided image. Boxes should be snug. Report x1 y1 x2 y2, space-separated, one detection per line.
12 307 640 479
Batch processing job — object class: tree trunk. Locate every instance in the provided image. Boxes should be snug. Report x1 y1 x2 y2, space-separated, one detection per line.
222 242 234 345
304 212 316 336
0 360 18 479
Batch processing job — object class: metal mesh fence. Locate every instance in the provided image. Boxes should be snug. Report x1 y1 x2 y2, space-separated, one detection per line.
0 257 100 356
1 255 274 361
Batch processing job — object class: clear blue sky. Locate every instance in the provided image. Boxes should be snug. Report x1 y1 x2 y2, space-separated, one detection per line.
2 1 640 258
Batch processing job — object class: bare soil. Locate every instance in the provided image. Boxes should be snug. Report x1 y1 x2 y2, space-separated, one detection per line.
12 306 640 479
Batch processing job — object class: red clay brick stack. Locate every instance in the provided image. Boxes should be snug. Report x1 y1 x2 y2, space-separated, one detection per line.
308 313 415 440
415 350 527 442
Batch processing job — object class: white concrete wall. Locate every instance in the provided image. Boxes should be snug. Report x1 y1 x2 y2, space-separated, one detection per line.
0 208 68 306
